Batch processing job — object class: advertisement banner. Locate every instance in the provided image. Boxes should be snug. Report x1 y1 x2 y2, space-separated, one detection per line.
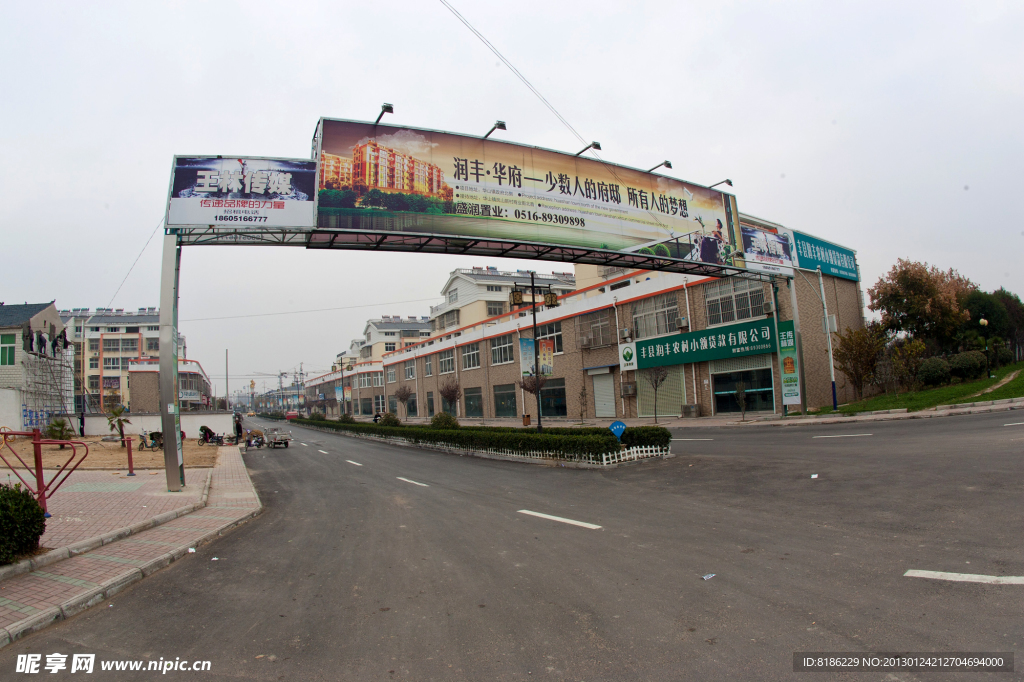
740 225 794 276
178 389 200 401
778 320 801 405
537 339 555 376
633 318 778 369
789 230 858 281
618 342 637 371
167 156 317 227
317 119 739 264
519 338 535 376
344 386 352 401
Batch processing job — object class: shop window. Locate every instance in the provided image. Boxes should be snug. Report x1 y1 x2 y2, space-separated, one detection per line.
388 395 398 414
493 384 517 417
712 368 774 413
361 398 372 415
540 378 567 417
464 387 483 417
407 394 418 417
536 321 563 353
374 395 386 413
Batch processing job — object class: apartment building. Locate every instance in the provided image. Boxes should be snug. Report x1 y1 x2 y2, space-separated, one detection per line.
356 317 432 363
59 307 201 414
428 267 576 333
126 359 212 412
319 152 353 189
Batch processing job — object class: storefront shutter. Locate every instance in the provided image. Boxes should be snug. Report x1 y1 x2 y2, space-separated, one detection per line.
638 365 686 417
593 373 616 418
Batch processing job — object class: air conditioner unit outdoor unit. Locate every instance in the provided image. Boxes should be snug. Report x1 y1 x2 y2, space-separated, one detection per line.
763 300 774 314
580 335 594 348
675 316 689 329
619 328 632 341
621 382 637 396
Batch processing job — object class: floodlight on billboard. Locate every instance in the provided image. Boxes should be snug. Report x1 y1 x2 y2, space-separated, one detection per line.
166 156 317 228
312 118 741 268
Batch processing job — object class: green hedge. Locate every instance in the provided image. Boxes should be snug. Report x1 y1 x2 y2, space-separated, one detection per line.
0 483 46 565
293 419 671 458
257 412 285 420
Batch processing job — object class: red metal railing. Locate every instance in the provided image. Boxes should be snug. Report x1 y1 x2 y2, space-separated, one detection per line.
0 428 92 517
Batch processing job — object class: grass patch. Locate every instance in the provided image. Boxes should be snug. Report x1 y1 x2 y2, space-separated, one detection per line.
812 361 1024 414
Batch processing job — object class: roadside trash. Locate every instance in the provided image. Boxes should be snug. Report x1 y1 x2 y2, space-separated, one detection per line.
810 474 818 478
702 574 716 580
188 548 195 553
211 557 219 561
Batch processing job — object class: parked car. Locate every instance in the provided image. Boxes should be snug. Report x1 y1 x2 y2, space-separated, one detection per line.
285 410 299 420
246 411 255 417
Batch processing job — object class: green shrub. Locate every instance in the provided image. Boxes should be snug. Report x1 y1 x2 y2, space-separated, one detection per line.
996 347 1014 366
430 412 460 429
949 351 985 381
918 357 951 387
0 483 47 565
258 412 286 420
379 413 402 427
337 413 356 424
43 417 75 448
308 412 325 421
620 426 673 449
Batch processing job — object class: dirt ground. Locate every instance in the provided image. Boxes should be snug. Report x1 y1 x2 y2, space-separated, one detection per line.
0 434 217 469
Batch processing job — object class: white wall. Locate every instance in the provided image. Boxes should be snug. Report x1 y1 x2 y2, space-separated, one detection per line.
0 388 22 430
83 411 234 439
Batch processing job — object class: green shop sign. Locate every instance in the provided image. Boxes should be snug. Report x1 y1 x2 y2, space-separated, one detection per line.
791 230 858 281
635 318 778 369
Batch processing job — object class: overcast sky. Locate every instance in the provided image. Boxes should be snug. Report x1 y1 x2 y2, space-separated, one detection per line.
3 1 1021 395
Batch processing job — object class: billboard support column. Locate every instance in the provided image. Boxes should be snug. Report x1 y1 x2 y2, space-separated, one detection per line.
530 271 543 434
159 233 184 492
817 267 838 411
770 280 783 415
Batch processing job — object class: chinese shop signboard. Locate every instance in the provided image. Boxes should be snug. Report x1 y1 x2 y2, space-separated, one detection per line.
625 318 779 370
166 156 317 227
315 119 740 264
789 230 858 281
777 320 801 405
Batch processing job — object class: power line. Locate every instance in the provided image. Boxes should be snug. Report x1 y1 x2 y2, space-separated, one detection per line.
179 297 440 322
107 217 164 308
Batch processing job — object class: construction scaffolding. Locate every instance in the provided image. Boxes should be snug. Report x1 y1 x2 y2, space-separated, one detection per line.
20 343 75 430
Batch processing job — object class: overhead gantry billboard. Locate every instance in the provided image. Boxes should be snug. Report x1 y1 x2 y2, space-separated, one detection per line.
312 118 741 268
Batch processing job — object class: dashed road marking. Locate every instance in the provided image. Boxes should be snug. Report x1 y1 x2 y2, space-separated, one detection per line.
1003 422 1024 427
318 449 329 454
517 510 602 530
346 460 362 466
812 434 873 439
904 570 1024 585
301 443 308 447
672 438 713 441
397 477 429 487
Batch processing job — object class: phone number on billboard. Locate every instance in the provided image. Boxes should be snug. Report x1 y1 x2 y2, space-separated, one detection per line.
214 215 269 223
514 210 585 227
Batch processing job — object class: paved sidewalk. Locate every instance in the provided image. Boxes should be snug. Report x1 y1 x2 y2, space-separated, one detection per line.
17 469 209 550
0 446 261 648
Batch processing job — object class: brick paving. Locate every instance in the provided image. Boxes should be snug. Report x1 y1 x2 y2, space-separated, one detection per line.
0 446 261 645
0 468 208 550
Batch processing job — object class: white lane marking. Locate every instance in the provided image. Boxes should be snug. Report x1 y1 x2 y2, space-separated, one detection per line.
397 477 429 487
904 570 1024 585
672 438 713 441
517 510 602 530
301 443 308 447
1003 422 1024 427
318 449 329 454
346 460 362 466
812 434 873 439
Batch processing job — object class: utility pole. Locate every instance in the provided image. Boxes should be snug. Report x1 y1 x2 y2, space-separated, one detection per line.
225 349 229 413
530 272 542 433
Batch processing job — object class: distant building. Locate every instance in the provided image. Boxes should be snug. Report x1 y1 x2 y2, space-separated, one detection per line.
127 358 212 413
357 316 433 363
429 267 576 333
0 302 74 430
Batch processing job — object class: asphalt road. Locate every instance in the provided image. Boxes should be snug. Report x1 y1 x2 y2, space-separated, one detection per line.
2 412 1022 680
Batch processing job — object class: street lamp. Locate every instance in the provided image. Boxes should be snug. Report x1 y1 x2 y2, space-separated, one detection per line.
979 318 993 378
375 103 394 125
708 179 733 189
647 160 672 173
575 141 601 156
483 120 506 139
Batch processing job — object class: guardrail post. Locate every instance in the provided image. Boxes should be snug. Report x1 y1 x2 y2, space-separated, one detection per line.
126 437 135 476
32 428 49 516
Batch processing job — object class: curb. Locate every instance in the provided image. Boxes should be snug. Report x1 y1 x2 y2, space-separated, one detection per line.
0 451 262 649
0 468 214 584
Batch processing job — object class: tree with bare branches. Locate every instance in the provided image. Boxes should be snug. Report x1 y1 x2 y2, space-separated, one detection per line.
517 373 548 432
734 380 748 421
393 385 413 419
438 378 461 417
641 366 669 424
